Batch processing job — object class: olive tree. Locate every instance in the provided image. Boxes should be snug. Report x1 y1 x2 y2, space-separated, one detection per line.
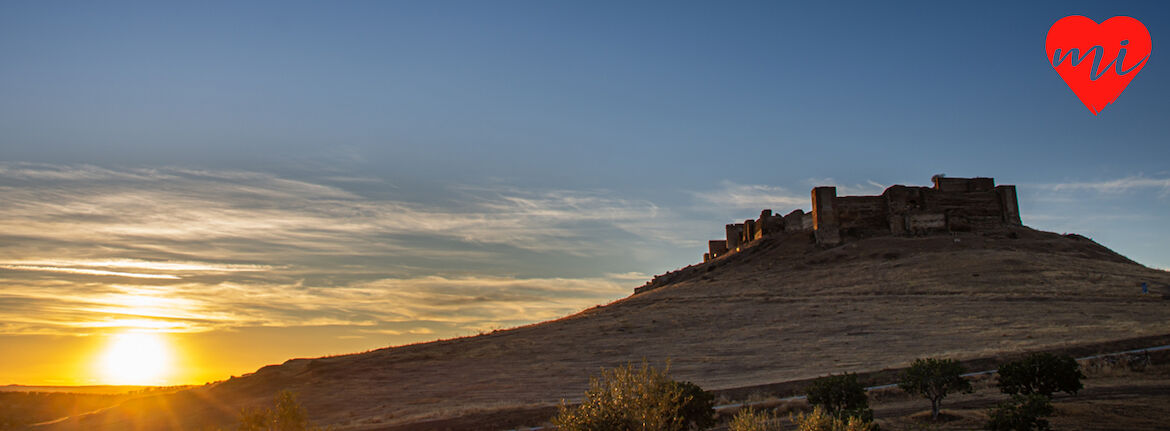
996 353 1083 397
983 353 1083 431
805 373 873 422
552 361 715 431
898 358 972 420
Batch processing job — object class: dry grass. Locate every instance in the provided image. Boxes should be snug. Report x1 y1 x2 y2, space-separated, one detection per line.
39 226 1170 430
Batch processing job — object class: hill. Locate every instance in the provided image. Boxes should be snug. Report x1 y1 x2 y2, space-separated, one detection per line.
37 225 1170 430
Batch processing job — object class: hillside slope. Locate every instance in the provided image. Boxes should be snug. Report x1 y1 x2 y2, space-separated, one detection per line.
41 226 1170 430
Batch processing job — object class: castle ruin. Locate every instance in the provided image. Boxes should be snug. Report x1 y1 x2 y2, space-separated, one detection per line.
702 176 1021 262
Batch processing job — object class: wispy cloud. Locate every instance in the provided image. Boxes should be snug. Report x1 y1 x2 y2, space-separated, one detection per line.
0 162 676 259
0 273 633 336
0 265 181 280
692 181 807 211
802 178 887 196
0 163 678 337
0 259 273 280
1038 175 1170 196
692 178 887 213
3 259 274 272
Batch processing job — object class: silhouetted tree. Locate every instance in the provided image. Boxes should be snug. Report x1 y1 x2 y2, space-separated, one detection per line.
996 353 1083 397
673 380 717 430
898 358 972 420
805 373 873 422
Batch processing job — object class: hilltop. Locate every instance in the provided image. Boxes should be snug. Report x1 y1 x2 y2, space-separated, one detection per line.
38 223 1170 430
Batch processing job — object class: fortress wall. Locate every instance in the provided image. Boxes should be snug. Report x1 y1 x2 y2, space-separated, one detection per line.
971 177 996 191
708 240 728 258
783 210 809 232
906 213 947 231
699 176 1022 260
812 187 842 245
921 189 1004 231
834 195 889 231
922 190 1002 215
932 176 996 192
743 219 757 244
757 210 782 238
726 223 744 250
997 185 1022 225
882 185 925 234
882 186 925 211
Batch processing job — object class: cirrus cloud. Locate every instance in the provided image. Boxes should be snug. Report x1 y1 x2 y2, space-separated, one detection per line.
0 163 683 339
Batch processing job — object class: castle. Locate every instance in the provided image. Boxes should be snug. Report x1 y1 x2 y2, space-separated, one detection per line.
702 175 1021 262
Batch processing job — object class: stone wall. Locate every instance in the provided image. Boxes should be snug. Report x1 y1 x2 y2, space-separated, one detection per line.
782 210 808 232
725 223 744 250
835 195 888 233
705 240 729 262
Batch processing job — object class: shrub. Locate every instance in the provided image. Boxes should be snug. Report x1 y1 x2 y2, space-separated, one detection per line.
236 391 329 431
674 380 717 430
996 353 1083 397
898 358 972 421
805 373 873 422
552 361 715 431
791 405 876 431
984 394 1054 431
729 408 782 431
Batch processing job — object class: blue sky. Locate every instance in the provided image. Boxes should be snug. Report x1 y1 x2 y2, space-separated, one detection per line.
1 1 1168 384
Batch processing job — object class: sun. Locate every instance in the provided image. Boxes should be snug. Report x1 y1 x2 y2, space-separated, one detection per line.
98 331 173 385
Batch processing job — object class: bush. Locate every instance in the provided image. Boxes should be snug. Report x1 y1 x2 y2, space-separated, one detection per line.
996 353 1083 397
729 408 782 431
236 391 329 431
805 373 873 422
984 394 1054 431
898 358 972 421
552 361 715 431
674 380 717 429
791 405 876 431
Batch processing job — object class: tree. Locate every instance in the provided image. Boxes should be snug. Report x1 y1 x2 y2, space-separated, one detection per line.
791 405 876 431
805 373 873 422
984 394 1054 431
898 358 972 421
996 353 1084 397
674 380 717 430
552 361 715 431
236 391 328 431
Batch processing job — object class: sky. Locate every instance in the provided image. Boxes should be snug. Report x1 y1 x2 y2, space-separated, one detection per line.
1 1 1169 386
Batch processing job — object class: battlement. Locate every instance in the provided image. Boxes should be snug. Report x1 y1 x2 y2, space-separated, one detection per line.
702 176 1021 262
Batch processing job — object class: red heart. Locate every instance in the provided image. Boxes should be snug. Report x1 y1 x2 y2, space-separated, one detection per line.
1045 16 1151 115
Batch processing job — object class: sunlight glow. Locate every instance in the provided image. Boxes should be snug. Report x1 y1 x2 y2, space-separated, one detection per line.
98 332 173 385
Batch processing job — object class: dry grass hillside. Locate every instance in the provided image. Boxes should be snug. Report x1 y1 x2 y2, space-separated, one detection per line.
39 226 1170 430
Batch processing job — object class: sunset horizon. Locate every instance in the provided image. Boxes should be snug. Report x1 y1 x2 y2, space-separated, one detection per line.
3 163 1168 388
2 2 1169 430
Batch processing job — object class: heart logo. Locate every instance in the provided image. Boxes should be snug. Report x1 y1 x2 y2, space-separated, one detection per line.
1045 16 1151 115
